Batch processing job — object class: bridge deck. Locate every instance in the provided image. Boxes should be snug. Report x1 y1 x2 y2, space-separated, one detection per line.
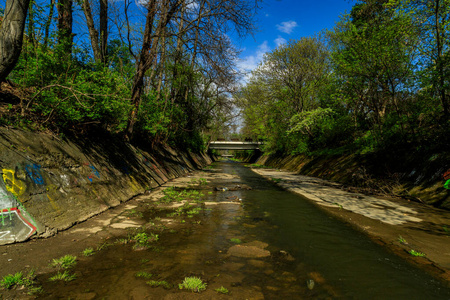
208 141 263 150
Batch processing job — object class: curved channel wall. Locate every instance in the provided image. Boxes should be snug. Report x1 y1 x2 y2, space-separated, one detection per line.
0 128 212 245
255 152 450 210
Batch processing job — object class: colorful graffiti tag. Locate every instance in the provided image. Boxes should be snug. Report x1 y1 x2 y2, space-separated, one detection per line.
2 169 26 198
86 164 101 182
0 180 37 244
25 164 45 185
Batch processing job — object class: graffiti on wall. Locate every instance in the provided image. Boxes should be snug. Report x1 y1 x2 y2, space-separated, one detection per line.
2 169 26 199
84 164 101 182
25 164 45 185
0 176 37 244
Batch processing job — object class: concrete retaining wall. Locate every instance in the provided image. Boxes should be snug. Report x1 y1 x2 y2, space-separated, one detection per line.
0 128 212 245
256 153 450 210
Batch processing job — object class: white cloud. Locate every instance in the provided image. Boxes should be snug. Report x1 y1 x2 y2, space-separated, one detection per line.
237 41 270 83
274 36 287 47
186 0 199 13
276 21 298 34
238 41 269 72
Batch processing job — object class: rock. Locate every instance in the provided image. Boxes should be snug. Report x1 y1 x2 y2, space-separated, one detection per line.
228 245 270 258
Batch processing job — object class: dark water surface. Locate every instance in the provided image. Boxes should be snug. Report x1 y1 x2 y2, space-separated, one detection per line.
36 161 450 299
226 161 450 299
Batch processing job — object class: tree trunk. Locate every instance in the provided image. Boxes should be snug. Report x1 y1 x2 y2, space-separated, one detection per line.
57 0 73 53
434 0 449 118
27 0 35 49
100 0 108 64
0 0 31 83
125 0 158 140
125 0 182 140
43 0 55 47
82 0 101 62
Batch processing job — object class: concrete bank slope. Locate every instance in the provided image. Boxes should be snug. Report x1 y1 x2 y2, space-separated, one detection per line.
0 127 212 245
256 153 450 210
252 168 450 284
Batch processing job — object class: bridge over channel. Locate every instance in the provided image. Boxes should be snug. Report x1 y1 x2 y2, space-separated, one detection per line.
208 141 263 150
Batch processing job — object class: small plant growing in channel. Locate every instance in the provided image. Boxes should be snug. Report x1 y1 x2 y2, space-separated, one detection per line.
398 236 407 244
230 238 242 244
215 286 229 294
179 276 207 292
51 255 77 270
135 271 153 279
1 272 24 289
49 270 77 282
147 280 171 289
132 232 159 249
1 270 42 294
409 250 426 257
443 226 449 234
82 247 95 257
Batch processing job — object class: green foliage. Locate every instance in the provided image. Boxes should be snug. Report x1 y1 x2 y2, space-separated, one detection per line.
147 280 171 289
230 238 242 244
49 270 77 282
11 43 131 132
51 255 77 270
1 272 24 289
135 271 153 279
215 286 229 294
161 187 205 203
1 270 41 294
132 232 159 248
409 249 425 257
179 276 207 292
82 247 95 257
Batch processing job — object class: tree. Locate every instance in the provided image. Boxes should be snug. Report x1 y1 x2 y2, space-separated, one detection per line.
0 0 31 83
57 0 73 53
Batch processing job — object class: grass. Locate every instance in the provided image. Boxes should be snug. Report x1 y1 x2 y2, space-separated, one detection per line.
189 178 208 186
179 276 207 292
135 271 153 279
125 209 143 218
186 207 202 217
82 247 95 257
132 232 159 249
1 270 42 294
230 238 242 244
398 236 407 244
443 226 449 234
1 272 24 289
271 178 282 183
161 187 205 204
49 270 76 282
147 280 171 289
51 255 77 270
215 286 229 294
97 241 113 251
409 249 426 257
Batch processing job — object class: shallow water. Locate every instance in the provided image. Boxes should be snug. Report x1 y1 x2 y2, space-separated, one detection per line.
35 161 450 299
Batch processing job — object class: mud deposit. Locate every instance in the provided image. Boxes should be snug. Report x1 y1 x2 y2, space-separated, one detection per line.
1 160 450 299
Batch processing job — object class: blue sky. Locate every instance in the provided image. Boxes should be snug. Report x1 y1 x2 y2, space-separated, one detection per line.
236 0 355 77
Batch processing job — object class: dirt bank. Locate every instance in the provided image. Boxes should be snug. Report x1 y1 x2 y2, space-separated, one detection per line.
252 167 450 285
